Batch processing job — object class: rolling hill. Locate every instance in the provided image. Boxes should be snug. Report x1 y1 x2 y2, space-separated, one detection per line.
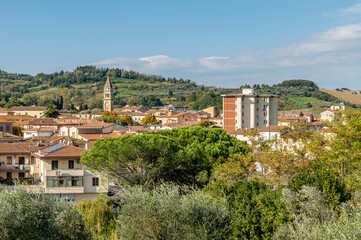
320 89 361 105
0 67 355 114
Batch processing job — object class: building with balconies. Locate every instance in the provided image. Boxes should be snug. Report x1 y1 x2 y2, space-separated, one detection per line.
31 144 108 201
222 88 279 133
0 143 35 181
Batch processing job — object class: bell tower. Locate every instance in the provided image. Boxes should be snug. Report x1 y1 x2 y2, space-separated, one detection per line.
103 77 113 112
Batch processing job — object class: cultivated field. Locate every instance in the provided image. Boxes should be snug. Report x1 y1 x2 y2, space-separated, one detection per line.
320 89 361 105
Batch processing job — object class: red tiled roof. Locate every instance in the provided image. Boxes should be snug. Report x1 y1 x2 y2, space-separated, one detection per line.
278 116 307 121
57 118 88 124
34 144 86 158
77 122 116 129
306 121 323 126
0 143 37 154
28 118 58 125
0 119 14 123
23 127 56 132
9 106 47 111
128 126 150 132
12 120 30 126
0 131 21 139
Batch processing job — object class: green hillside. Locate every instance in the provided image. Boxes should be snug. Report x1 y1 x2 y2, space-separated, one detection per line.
0 67 354 114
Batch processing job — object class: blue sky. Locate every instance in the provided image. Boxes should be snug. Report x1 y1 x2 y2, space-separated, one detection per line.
1 0 361 88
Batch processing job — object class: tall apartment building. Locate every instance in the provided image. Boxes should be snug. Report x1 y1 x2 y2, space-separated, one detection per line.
222 89 279 133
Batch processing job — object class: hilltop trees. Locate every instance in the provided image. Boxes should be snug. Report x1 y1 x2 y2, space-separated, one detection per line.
140 95 163 108
191 92 222 110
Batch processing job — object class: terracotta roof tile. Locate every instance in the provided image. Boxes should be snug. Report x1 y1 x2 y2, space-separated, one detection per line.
34 144 86 158
9 106 47 111
0 119 14 123
0 132 21 139
23 127 57 132
0 143 37 154
28 118 58 125
77 122 116 129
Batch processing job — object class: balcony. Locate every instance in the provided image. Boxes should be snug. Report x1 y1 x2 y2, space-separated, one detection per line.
46 169 84 177
0 165 31 171
45 186 84 194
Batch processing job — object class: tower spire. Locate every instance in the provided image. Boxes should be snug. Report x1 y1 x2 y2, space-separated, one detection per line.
103 77 113 112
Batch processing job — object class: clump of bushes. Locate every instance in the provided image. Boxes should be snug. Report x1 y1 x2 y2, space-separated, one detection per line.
0 187 90 240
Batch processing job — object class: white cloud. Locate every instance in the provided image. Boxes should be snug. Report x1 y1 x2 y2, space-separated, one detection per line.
342 3 361 15
91 15 361 88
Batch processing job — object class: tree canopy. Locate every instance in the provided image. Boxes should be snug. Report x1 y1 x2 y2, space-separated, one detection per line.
140 114 158 125
81 126 248 188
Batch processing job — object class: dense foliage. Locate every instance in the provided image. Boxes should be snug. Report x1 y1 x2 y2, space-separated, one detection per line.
0 187 90 240
140 114 158 125
117 185 233 240
81 126 248 188
206 180 286 239
274 187 361 240
191 92 222 110
8 110 361 239
77 195 118 239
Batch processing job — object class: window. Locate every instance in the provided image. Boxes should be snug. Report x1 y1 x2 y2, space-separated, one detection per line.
7 172 12 179
51 161 58 170
47 176 83 187
0 126 3 132
69 160 74 169
6 156 12 164
19 157 25 165
92 177 99 186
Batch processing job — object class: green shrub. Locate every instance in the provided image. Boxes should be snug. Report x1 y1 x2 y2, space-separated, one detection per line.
77 195 118 239
273 187 361 240
117 184 232 240
206 180 286 240
0 187 90 240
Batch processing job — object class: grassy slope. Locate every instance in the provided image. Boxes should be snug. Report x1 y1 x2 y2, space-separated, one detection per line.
281 95 336 115
320 89 361 105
